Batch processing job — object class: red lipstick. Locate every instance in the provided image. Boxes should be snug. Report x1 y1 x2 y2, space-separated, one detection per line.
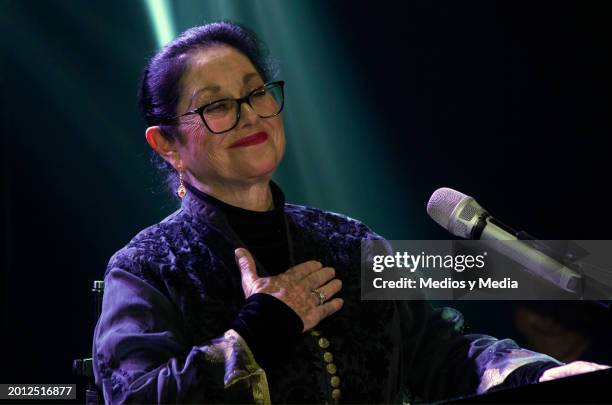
228 131 269 148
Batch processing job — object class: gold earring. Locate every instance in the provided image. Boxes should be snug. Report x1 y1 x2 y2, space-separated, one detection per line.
177 165 186 199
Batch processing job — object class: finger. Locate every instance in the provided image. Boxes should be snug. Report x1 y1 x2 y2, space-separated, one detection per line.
316 298 344 320
310 280 342 307
301 298 344 331
235 248 258 289
285 260 323 280
303 267 336 290
317 279 343 302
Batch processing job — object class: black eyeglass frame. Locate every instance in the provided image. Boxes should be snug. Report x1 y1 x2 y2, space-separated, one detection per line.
166 80 285 134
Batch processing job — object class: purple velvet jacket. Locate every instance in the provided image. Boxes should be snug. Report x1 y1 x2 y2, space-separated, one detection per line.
92 188 561 404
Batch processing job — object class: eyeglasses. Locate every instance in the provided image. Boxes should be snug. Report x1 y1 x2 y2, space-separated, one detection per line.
168 81 285 134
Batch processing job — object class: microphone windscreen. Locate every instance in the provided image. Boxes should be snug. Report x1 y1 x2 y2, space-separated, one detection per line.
426 187 470 230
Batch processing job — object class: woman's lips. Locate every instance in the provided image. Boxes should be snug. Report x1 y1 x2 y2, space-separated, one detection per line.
228 131 269 148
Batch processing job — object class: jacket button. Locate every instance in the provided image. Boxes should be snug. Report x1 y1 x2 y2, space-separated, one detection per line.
330 376 340 388
323 352 333 363
331 388 341 401
326 363 337 375
318 338 330 349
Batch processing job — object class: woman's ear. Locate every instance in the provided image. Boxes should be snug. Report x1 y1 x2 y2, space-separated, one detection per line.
146 126 181 168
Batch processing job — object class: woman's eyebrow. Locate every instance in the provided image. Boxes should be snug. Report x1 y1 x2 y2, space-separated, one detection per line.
189 73 260 108
243 72 259 84
189 85 220 108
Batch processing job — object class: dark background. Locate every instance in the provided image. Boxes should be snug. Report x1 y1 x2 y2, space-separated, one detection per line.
1 0 611 401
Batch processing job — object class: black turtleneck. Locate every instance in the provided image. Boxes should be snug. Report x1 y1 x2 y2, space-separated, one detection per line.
183 181 302 368
183 181 291 275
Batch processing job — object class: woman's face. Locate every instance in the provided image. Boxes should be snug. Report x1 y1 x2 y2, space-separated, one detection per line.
174 45 285 188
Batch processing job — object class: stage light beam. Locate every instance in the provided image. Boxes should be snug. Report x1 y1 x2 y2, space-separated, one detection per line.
143 0 176 47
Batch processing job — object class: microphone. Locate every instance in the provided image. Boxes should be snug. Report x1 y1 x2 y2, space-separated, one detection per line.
426 187 582 293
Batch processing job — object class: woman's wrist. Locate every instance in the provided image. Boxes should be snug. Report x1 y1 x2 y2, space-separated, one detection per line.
230 293 304 368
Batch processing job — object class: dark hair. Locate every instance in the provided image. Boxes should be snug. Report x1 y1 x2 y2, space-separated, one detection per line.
138 21 278 195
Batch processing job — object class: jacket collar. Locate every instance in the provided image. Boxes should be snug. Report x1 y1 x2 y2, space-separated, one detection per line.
178 181 295 273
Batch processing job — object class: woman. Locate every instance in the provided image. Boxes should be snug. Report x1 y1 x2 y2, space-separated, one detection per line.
92 22 606 404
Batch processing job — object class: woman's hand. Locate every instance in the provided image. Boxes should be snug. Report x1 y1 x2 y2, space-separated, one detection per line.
539 361 610 382
235 248 344 332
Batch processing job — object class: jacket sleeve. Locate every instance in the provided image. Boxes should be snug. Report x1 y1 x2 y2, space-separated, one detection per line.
359 228 562 402
397 299 562 401
92 267 270 404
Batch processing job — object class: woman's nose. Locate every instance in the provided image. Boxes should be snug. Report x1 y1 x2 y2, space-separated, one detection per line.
237 102 259 128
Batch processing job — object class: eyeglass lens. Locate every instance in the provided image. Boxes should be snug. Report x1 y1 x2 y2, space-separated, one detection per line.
203 83 283 133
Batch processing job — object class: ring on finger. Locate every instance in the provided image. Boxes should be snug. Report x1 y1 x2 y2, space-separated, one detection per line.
311 289 326 306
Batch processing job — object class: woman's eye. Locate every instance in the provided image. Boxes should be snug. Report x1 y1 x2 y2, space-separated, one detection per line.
251 88 267 98
206 102 230 113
